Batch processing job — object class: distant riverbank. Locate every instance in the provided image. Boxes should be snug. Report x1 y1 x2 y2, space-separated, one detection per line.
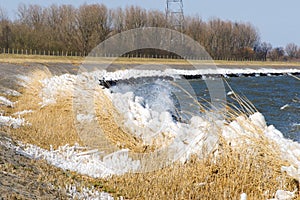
1 54 300 69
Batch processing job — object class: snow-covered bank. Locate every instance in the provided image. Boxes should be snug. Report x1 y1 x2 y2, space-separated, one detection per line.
10 69 300 182
2 68 299 199
20 69 300 176
78 67 300 81
14 143 139 178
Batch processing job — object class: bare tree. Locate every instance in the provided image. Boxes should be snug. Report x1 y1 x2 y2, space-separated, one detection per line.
147 10 167 27
124 6 147 30
0 7 12 49
254 42 272 61
268 47 285 61
285 43 298 58
111 8 124 34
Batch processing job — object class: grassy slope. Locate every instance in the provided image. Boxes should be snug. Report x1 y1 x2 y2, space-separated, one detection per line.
1 68 298 199
1 54 300 68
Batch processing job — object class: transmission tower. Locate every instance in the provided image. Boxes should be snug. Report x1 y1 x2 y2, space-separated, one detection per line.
166 0 184 32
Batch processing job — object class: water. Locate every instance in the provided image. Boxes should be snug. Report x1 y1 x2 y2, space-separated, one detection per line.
189 75 300 142
110 74 299 142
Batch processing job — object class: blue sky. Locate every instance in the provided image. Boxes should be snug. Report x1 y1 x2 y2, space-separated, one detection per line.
2 0 300 47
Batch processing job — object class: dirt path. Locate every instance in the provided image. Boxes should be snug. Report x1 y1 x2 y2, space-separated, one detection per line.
0 131 69 199
0 62 87 199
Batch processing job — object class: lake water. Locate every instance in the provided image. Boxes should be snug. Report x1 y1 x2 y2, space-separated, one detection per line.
189 75 300 141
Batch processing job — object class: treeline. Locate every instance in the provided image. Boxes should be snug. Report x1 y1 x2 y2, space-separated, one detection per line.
0 3 298 60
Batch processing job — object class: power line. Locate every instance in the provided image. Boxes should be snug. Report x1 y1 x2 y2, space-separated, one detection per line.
166 0 184 32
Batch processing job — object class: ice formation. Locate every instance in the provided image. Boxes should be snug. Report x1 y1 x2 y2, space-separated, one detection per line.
65 184 114 200
1 66 298 200
0 115 27 128
0 96 14 107
15 143 140 178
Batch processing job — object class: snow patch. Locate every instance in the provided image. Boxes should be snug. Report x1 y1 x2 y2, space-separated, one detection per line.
0 115 27 128
17 143 140 178
3 89 21 97
0 96 14 107
76 114 95 122
65 184 114 200
13 110 33 116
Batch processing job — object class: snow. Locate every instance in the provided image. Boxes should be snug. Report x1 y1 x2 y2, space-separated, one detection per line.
227 91 234 96
227 112 300 181
0 115 27 128
16 75 31 87
0 96 14 107
39 73 76 106
264 125 300 177
7 68 299 199
272 190 296 200
13 110 33 116
18 70 299 172
15 143 140 178
76 114 95 122
65 185 114 200
2 89 21 97
240 193 247 200
97 67 300 81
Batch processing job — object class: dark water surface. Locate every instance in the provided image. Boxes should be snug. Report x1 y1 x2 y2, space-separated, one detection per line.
189 75 300 141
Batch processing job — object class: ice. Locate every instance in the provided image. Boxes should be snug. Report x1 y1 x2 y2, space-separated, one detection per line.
274 190 296 200
0 96 14 107
9 68 300 183
0 115 26 128
3 89 21 97
16 75 31 87
13 110 33 116
240 193 247 200
76 114 95 122
281 166 299 180
227 91 234 96
14 142 140 178
280 104 289 110
249 112 267 129
65 184 114 200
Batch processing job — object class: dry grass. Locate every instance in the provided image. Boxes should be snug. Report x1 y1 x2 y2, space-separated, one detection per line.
0 54 83 65
3 70 80 149
102 141 297 199
1 54 300 68
1 68 300 199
